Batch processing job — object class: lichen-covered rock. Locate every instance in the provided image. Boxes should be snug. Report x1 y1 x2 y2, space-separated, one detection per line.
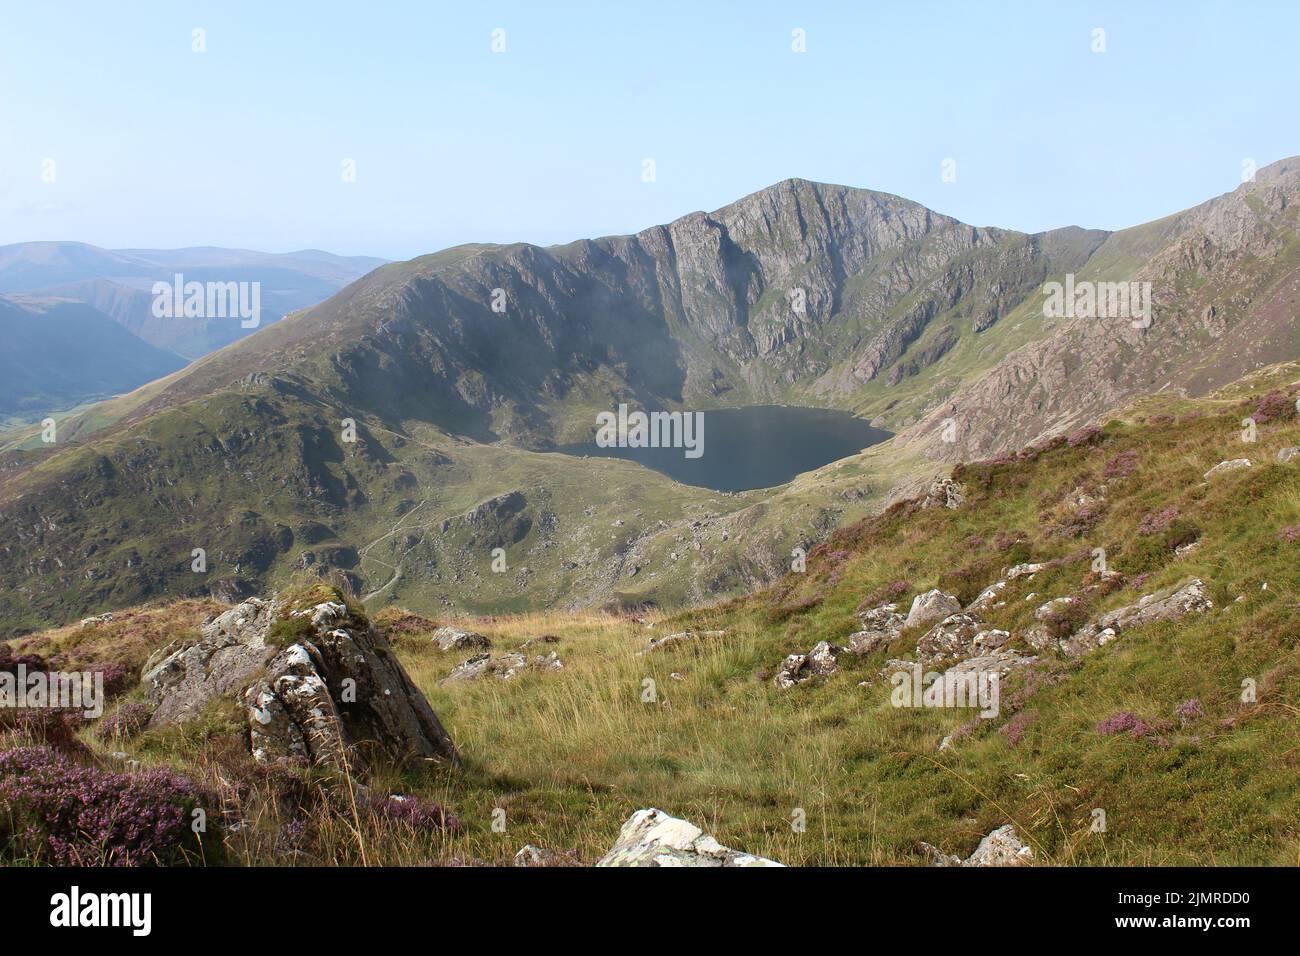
1006 562 1048 581
431 626 492 652
773 641 840 689
905 589 962 630
924 824 1033 867
596 808 783 867
441 649 564 684
514 844 560 867
922 476 965 510
941 648 1035 683
1203 458 1251 480
1277 446 1300 463
143 598 279 726
145 594 457 774
846 603 905 655
1044 579 1213 657
915 613 985 663
242 597 459 772
963 824 1034 866
966 580 1006 612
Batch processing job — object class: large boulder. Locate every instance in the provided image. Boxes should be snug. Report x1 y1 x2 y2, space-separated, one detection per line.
145 592 458 774
905 589 962 630
915 613 1003 664
596 809 783 867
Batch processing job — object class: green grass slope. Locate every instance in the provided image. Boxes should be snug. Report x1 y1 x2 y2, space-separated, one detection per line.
11 363 1299 865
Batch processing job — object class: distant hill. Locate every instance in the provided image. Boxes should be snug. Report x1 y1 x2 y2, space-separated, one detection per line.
0 295 187 418
0 243 387 416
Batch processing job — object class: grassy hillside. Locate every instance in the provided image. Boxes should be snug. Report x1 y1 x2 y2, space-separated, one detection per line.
7 363 1299 865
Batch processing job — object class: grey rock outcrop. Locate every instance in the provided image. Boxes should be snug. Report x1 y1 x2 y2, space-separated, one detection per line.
431 626 492 651
905 589 963 630
243 598 458 770
773 640 841 689
144 594 458 773
1204 458 1251 480
596 808 783 867
1030 579 1213 657
922 476 965 510
846 603 906 655
922 823 1033 867
441 649 564 684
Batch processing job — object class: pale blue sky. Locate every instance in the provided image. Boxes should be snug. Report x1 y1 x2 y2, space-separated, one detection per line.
2 0 1297 259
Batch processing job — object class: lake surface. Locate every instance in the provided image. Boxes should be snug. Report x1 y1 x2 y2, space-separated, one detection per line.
555 405 892 492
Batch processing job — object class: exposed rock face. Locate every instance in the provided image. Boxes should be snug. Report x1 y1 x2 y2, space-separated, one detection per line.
1277 446 1300 463
431 626 492 651
1204 458 1252 480
922 476 965 510
143 598 279 726
1030 579 1213 657
441 649 564 684
144 594 458 773
922 824 1034 867
847 603 905 654
773 641 841 689
905 589 963 630
596 808 783 867
905 161 1300 466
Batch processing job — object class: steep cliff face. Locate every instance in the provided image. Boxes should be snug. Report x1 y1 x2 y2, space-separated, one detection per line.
906 158 1300 461
95 179 1088 449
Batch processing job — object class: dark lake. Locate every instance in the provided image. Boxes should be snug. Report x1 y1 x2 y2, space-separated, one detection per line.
555 405 892 492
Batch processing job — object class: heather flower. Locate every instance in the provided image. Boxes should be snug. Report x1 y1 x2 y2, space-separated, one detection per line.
1279 526 1300 543
363 793 459 833
1252 391 1293 424
1174 698 1205 724
96 702 153 741
1137 506 1179 536
1103 450 1140 479
92 662 134 699
0 746 211 866
1067 425 1103 448
1096 711 1143 735
1000 709 1037 747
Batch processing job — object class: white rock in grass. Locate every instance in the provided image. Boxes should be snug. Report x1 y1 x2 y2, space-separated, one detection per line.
597 808 783 867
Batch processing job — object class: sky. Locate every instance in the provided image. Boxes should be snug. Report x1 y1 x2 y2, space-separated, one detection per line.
1 0 1297 260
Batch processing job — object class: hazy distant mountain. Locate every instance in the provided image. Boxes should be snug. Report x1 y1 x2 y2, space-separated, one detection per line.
0 295 187 418
3 162 1300 632
0 243 387 416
